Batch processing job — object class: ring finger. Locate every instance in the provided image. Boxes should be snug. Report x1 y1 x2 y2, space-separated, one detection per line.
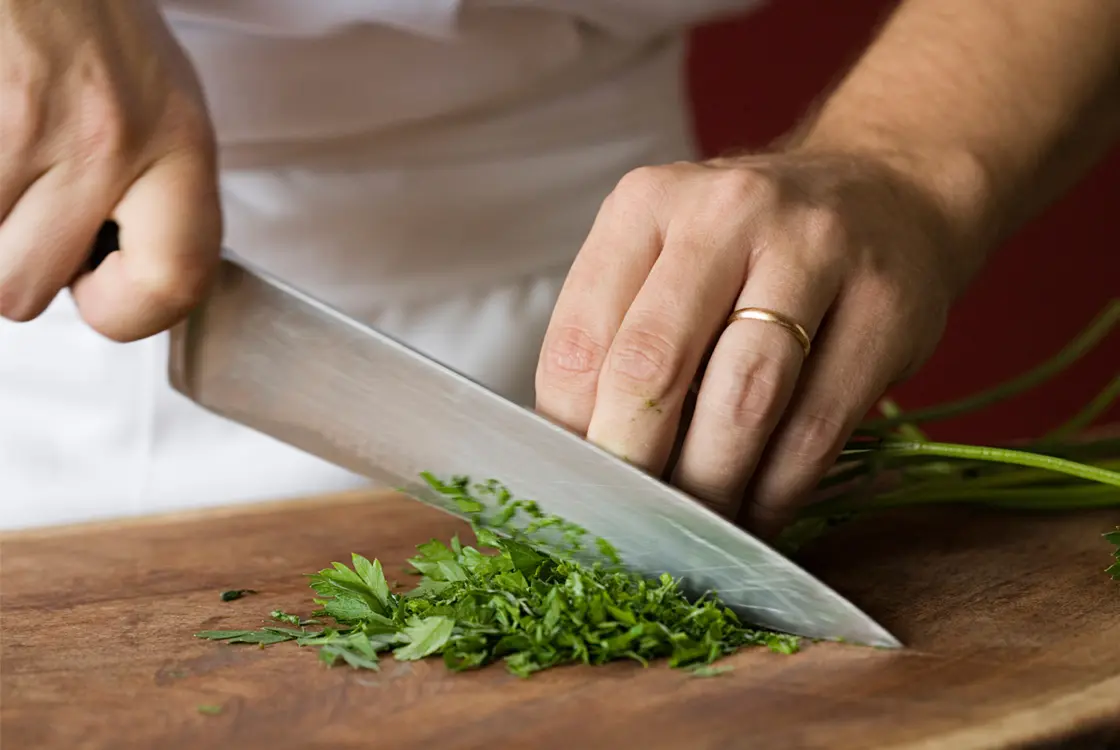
671 250 841 517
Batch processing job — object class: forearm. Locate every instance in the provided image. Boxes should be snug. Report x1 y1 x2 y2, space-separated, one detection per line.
786 0 1120 260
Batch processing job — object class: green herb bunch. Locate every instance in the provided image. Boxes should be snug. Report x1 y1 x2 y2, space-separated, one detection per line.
197 476 798 677
777 300 1120 565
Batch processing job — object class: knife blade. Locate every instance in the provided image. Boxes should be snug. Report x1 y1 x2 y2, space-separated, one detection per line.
169 253 901 648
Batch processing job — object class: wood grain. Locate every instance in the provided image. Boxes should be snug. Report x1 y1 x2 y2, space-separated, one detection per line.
2 491 1118 750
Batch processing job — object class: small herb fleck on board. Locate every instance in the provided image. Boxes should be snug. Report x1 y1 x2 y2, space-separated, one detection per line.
220 589 258 602
688 664 734 677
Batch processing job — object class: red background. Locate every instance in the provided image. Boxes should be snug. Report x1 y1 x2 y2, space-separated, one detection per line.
685 2 1119 443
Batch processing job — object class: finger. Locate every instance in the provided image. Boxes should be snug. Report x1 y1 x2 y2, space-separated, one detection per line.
0 77 49 219
0 164 117 321
743 292 902 536
584 218 750 473
0 165 42 228
671 251 840 517
71 150 222 341
535 172 665 434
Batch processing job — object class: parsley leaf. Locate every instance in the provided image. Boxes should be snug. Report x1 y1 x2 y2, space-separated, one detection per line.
195 630 260 640
195 629 297 646
318 631 384 670
351 554 392 610
394 616 456 660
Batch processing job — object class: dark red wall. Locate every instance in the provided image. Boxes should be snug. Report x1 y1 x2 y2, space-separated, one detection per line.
686 3 1119 443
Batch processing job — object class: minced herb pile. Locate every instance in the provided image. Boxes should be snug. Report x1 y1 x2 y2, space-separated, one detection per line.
197 475 798 677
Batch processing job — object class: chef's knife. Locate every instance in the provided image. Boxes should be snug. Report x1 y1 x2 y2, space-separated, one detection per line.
167 252 901 648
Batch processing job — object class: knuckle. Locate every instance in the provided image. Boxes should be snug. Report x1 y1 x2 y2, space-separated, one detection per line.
1 44 47 91
88 320 140 344
610 165 673 207
73 91 130 163
784 403 853 469
161 96 217 153
710 350 788 432
713 169 778 211
0 87 45 156
747 489 793 523
539 323 609 390
605 324 683 395
134 261 211 319
0 305 38 323
800 206 847 250
859 270 911 313
0 280 49 323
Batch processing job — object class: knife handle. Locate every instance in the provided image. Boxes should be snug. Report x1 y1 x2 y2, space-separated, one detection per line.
86 220 120 272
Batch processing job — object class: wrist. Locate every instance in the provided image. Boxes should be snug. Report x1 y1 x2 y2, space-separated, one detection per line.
787 123 1002 295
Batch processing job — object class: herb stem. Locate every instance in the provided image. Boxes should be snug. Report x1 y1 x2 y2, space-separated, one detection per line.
891 459 1120 497
1036 436 1120 462
1040 375 1120 442
860 300 1119 430
803 483 1120 517
865 440 1120 486
876 397 928 441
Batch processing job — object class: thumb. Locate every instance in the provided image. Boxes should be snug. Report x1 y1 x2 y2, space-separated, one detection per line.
71 151 222 342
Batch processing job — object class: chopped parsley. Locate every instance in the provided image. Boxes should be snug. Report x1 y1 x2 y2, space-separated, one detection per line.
196 475 798 677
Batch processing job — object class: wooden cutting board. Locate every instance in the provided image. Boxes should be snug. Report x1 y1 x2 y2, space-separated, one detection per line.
2 490 1118 750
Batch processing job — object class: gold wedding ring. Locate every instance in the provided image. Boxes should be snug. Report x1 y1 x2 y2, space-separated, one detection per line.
725 307 812 357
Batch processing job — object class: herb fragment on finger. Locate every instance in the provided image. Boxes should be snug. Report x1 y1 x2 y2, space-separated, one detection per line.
197 704 223 715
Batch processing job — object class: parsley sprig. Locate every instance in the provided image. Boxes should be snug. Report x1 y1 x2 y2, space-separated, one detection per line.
196 477 797 677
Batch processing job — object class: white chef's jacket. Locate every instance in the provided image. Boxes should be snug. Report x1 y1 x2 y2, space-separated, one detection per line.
0 1 764 528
